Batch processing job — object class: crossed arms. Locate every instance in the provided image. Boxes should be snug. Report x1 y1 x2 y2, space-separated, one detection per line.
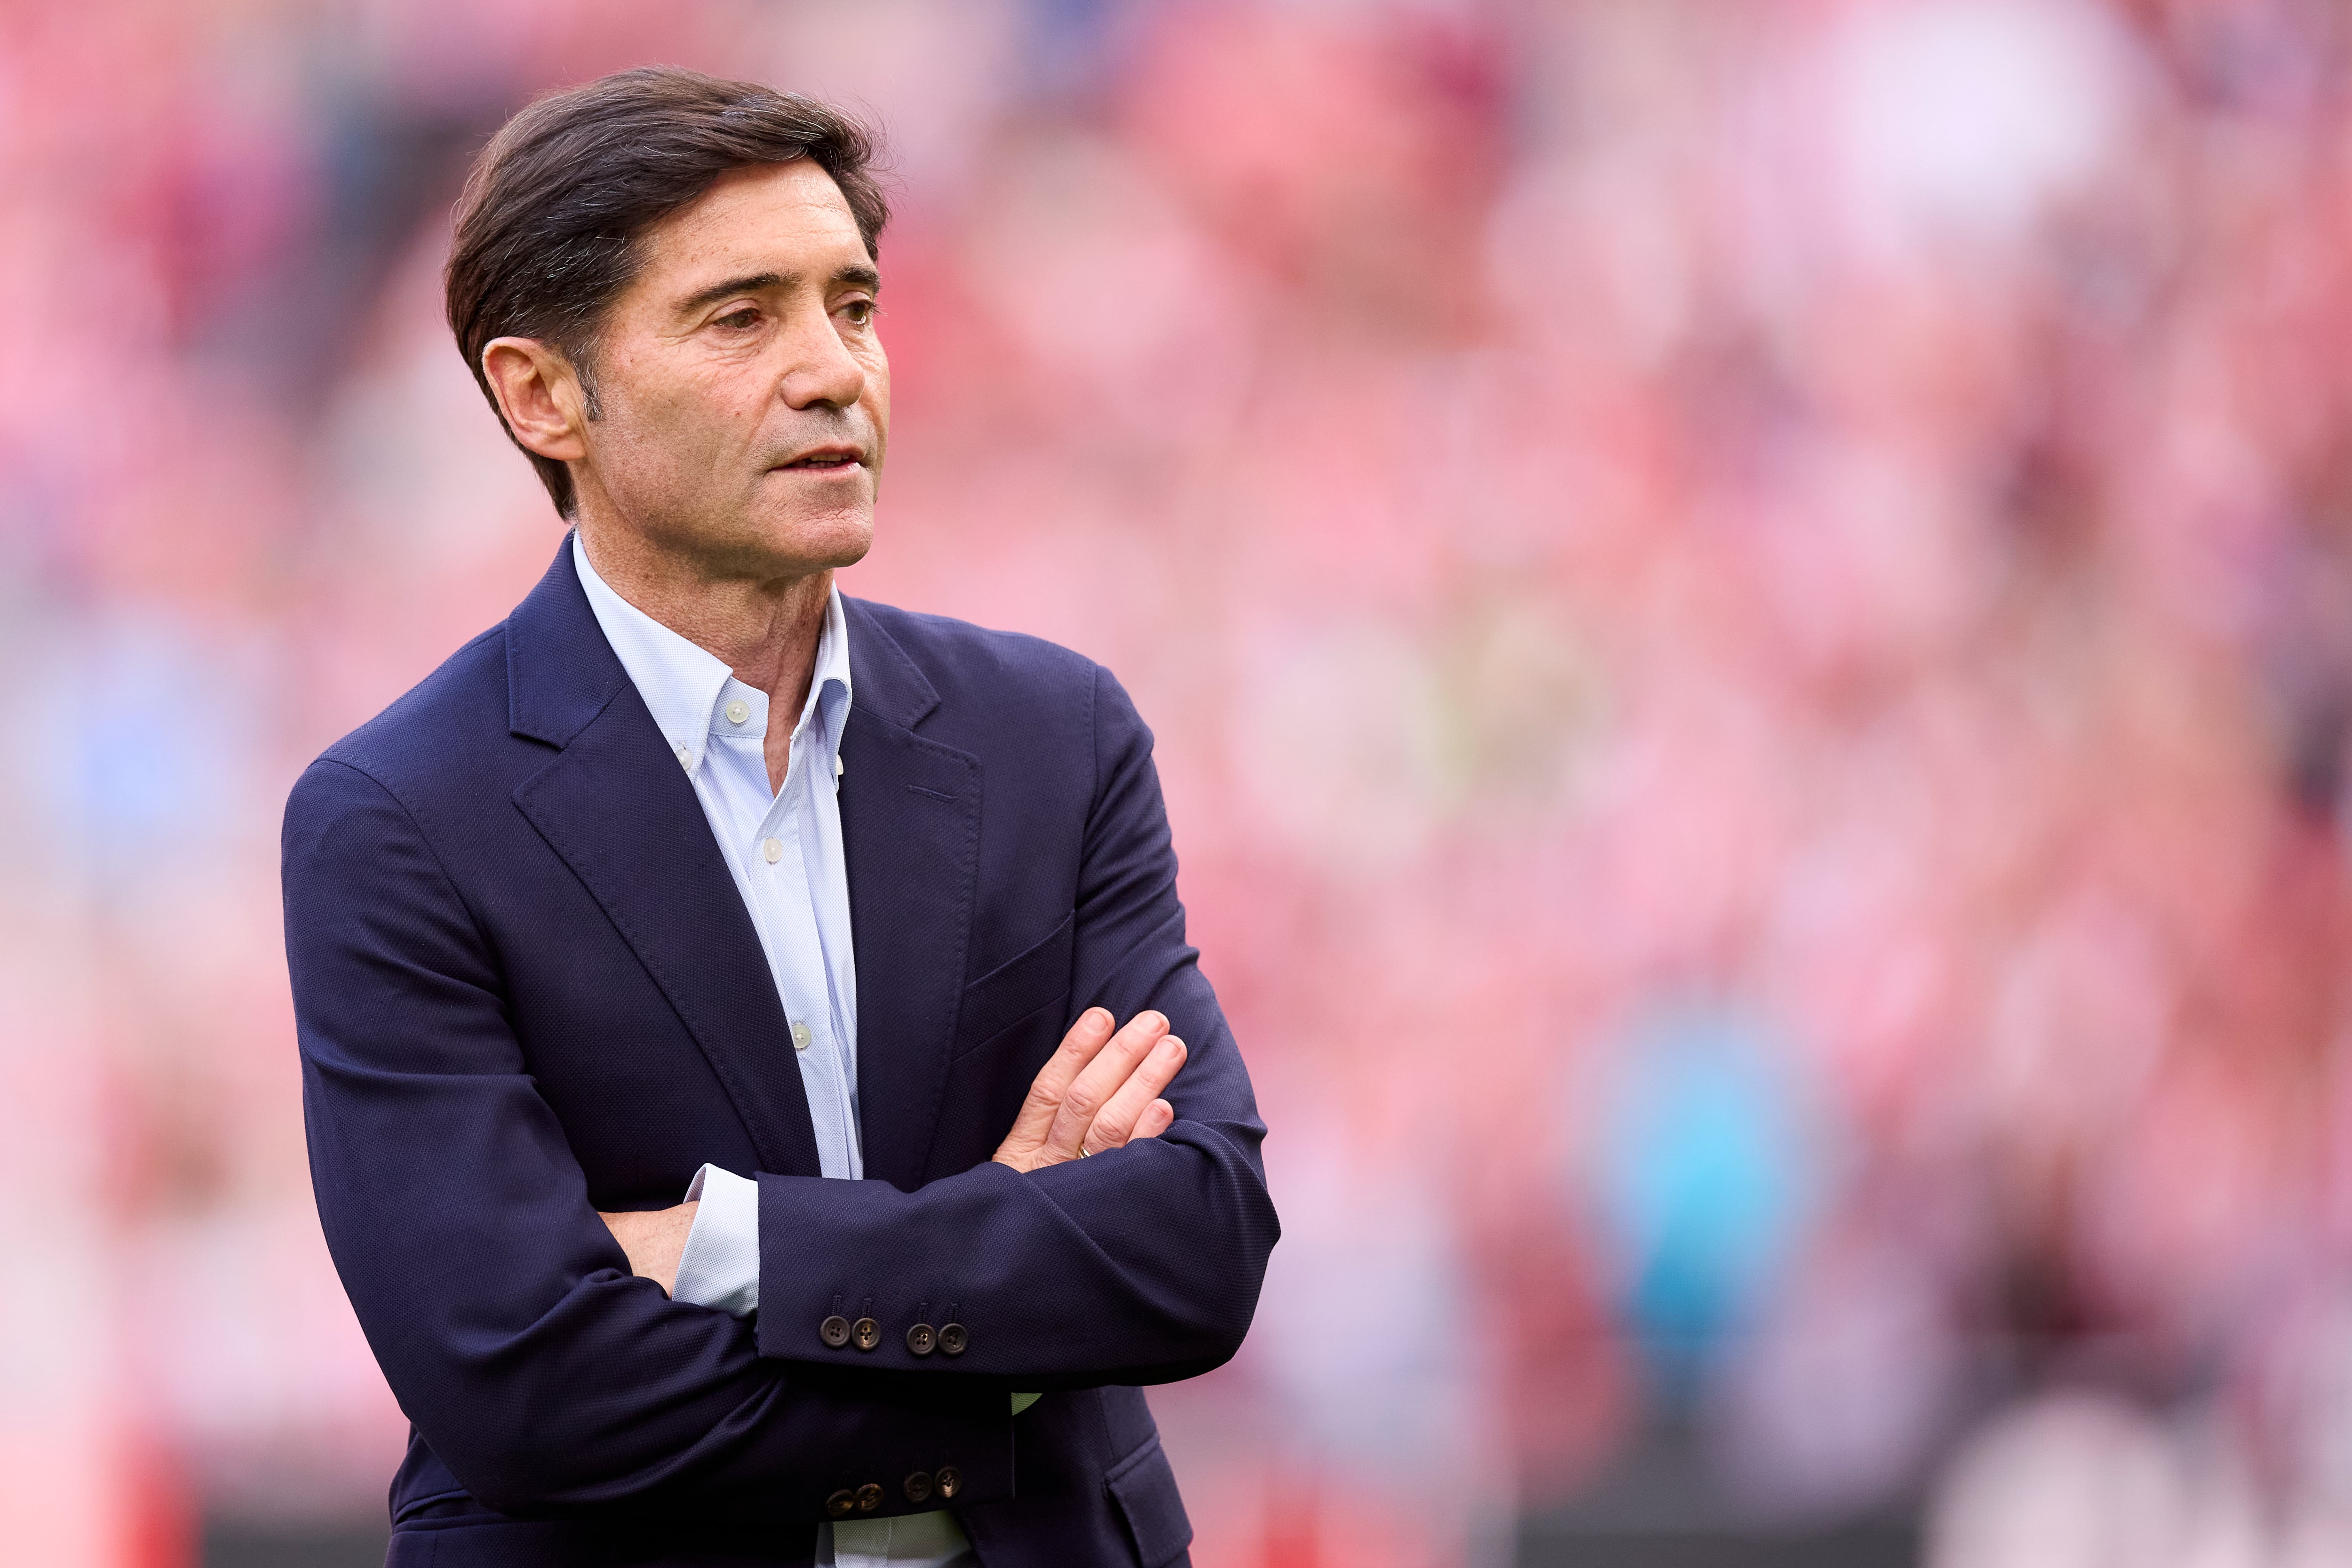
603 1007 1192 1293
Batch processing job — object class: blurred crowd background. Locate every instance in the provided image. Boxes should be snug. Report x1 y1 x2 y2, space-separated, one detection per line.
6 0 2352 1565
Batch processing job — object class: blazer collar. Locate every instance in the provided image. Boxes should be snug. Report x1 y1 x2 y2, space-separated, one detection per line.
839 595 938 733
504 534 940 746
506 534 631 748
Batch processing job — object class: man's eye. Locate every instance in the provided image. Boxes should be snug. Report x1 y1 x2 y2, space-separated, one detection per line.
714 308 760 330
840 300 875 327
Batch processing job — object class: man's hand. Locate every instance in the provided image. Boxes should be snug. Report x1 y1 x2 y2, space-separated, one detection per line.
993 1008 1185 1173
596 1200 699 1296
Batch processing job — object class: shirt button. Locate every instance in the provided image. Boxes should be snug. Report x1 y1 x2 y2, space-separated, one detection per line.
792 1022 812 1050
725 698 750 725
763 837 783 864
675 747 693 769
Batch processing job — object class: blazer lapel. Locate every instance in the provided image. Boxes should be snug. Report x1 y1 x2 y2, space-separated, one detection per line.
838 600 981 1192
504 541 824 1178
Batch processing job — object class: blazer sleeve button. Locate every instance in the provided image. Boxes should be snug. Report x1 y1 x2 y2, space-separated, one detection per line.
937 1322 968 1357
904 1470 933 1504
825 1489 856 1518
820 1316 852 1349
906 1322 936 1356
851 1316 882 1351
935 1465 962 1499
855 1481 884 1512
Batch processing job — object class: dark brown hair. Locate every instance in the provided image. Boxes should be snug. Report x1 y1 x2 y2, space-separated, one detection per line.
445 66 889 517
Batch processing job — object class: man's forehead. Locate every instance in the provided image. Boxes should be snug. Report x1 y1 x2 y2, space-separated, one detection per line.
643 160 869 286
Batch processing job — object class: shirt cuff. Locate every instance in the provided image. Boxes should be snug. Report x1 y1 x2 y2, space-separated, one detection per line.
673 1163 760 1317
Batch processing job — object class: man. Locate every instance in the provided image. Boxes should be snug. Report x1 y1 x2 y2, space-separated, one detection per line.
282 67 1277 1568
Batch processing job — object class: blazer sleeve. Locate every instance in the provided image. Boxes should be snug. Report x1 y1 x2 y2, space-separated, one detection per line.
283 758 1012 1520
750 663 1281 1385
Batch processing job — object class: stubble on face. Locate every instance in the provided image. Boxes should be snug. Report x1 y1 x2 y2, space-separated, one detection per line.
571 159 890 589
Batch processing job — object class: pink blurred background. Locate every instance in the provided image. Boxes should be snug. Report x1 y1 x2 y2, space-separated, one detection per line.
7 1 2352 1564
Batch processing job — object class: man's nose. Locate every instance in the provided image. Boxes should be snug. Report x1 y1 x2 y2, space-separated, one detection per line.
776 306 866 410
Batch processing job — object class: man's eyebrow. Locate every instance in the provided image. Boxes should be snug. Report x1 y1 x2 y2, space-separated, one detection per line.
674 271 788 316
673 264 881 317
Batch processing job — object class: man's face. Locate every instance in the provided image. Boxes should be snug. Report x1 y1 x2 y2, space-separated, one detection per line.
570 159 887 579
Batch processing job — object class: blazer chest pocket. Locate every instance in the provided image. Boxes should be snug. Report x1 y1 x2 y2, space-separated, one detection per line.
955 910 1075 1057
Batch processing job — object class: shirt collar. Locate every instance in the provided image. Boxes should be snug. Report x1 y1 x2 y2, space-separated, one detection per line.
570 530 854 775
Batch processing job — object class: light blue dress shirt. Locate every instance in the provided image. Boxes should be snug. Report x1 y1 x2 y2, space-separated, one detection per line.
571 533 975 1568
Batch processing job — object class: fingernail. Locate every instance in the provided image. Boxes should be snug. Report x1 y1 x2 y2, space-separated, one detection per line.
1159 1037 1184 1058
1085 1008 1112 1031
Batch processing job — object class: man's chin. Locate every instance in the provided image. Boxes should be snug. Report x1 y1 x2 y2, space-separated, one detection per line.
734 509 875 577
623 497 874 582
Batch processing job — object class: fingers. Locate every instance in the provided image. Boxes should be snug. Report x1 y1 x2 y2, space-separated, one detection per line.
989 1008 1190 1172
998 1007 1118 1154
1079 1038 1186 1156
1044 1010 1170 1161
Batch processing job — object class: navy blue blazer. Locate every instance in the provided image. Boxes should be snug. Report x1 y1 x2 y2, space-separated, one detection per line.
282 540 1278 1568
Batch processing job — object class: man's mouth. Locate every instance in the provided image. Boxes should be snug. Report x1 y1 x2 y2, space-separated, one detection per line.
775 447 863 473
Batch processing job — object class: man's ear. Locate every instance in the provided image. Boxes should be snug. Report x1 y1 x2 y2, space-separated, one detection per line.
481 337 590 463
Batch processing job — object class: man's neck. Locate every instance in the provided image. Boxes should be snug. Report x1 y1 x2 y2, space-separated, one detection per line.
575 520 832 735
